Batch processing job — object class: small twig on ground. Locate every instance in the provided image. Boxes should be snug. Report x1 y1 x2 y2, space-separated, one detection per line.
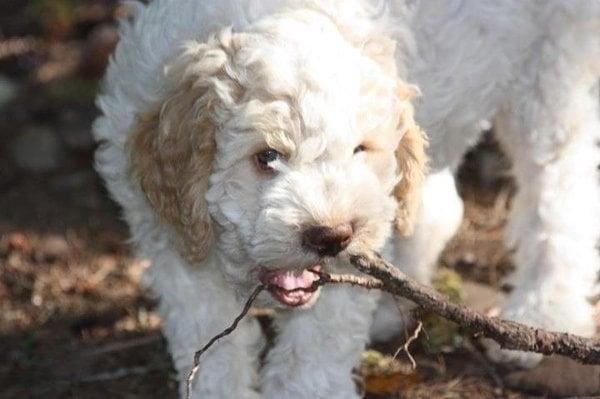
82 334 161 357
186 284 265 399
76 366 158 383
393 321 423 369
0 37 41 60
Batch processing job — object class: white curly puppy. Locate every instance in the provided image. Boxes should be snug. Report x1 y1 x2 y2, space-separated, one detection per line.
94 0 600 397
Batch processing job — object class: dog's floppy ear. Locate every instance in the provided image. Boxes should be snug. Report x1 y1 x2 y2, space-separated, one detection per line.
361 36 428 236
128 31 240 263
392 83 428 236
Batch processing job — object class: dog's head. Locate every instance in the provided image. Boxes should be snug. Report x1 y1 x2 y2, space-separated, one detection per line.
128 12 427 307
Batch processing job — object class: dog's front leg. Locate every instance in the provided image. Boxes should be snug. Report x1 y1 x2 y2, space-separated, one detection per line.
145 251 263 399
260 284 379 399
488 56 600 368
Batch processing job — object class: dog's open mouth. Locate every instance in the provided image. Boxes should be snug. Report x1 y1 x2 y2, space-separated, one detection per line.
259 265 321 307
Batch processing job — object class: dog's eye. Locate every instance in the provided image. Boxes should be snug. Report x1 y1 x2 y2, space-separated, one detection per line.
353 144 367 154
255 149 281 172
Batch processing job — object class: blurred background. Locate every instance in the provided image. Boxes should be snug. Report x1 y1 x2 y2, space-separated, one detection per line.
0 1 597 398
0 1 175 397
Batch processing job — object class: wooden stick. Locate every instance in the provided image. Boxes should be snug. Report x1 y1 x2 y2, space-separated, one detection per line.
349 250 600 364
185 251 600 397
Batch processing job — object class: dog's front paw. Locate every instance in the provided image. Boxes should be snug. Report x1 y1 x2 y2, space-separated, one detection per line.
482 298 596 369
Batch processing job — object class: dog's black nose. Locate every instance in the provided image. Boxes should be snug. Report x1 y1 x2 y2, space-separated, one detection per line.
302 223 353 257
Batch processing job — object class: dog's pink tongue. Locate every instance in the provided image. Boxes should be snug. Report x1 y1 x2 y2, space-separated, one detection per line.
267 269 319 290
261 266 321 307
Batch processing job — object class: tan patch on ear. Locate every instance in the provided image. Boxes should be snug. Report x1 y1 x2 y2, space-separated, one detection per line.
127 30 246 264
128 87 216 264
359 35 428 236
393 84 428 236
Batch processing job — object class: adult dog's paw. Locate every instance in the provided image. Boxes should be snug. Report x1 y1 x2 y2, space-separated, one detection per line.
481 298 596 369
504 356 600 396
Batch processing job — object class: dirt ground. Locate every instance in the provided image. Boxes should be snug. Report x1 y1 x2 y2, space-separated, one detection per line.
1 2 599 398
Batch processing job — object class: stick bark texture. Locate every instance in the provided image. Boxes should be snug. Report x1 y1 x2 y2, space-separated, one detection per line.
349 251 600 365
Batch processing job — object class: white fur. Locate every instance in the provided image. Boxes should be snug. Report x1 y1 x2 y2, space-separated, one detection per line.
94 0 600 397
400 0 600 368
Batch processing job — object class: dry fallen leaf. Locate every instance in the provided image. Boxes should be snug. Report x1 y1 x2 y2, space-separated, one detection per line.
365 372 422 396
359 350 422 395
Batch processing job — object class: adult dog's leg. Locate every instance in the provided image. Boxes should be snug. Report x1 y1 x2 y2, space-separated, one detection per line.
489 67 600 367
371 168 464 341
144 249 262 398
387 168 464 284
261 284 379 399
